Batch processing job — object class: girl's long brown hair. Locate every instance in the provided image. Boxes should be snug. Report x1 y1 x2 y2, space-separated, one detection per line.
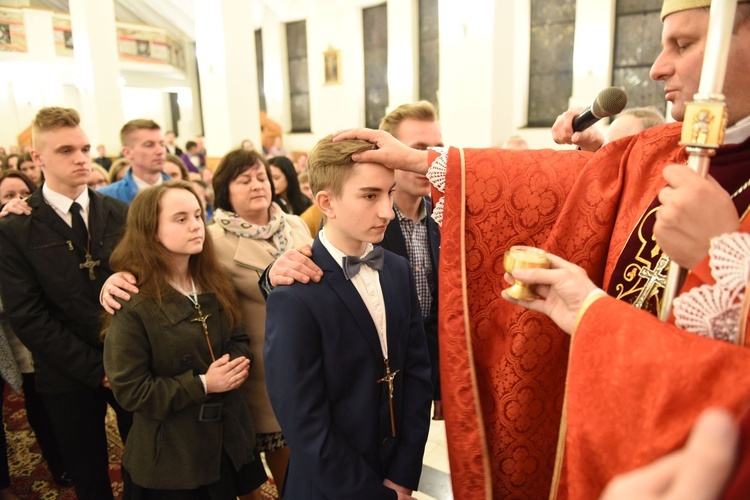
106 181 241 330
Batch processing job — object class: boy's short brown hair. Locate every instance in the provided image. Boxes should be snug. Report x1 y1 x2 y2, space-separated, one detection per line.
379 101 438 137
307 134 376 197
120 119 160 147
31 107 81 147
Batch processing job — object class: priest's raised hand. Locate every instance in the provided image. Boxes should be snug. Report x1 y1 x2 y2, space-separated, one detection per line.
332 128 430 174
551 106 605 152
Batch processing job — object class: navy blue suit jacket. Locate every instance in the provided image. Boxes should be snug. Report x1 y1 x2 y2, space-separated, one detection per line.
379 198 441 400
264 236 432 499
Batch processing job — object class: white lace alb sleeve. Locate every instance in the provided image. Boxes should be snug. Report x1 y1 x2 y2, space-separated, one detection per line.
673 232 750 344
426 146 448 226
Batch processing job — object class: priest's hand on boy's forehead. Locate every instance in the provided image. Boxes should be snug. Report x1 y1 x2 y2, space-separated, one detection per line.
332 128 430 175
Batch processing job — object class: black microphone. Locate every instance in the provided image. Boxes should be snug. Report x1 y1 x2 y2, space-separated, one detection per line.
572 87 628 132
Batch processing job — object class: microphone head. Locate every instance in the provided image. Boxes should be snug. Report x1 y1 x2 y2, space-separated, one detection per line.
592 87 628 118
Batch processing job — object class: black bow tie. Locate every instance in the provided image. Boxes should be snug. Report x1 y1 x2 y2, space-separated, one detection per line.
342 246 384 280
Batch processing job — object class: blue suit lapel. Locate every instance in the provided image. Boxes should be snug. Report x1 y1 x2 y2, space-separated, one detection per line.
312 237 383 360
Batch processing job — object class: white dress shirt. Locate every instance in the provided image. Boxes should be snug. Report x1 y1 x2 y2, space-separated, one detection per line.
41 184 90 230
133 173 164 191
726 114 750 145
319 228 388 358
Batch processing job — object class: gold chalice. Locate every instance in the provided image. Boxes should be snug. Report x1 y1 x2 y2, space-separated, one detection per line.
503 246 551 300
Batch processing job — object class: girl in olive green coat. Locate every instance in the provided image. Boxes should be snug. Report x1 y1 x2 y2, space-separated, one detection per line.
103 182 267 499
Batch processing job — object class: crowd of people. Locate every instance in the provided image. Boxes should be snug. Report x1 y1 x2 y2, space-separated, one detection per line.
0 0 749 499
0 100 446 499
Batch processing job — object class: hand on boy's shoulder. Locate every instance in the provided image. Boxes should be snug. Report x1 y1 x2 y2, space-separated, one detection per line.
0 197 33 218
269 245 323 287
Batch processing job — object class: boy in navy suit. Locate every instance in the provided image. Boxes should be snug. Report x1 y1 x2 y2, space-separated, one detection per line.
264 135 432 499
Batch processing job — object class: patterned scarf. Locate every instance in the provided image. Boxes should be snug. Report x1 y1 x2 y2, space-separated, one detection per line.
213 203 290 258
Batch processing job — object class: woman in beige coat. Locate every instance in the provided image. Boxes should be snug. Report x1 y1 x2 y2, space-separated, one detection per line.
209 149 312 497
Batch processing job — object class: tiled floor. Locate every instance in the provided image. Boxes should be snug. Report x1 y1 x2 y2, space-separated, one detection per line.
415 414 453 500
261 406 454 499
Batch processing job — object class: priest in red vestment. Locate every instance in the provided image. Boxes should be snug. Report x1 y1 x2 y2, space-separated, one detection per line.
332 1 750 498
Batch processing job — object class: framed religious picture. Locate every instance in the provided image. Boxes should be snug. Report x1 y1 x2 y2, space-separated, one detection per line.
53 15 74 57
0 7 27 53
136 39 151 57
324 46 340 85
116 23 184 68
0 23 10 44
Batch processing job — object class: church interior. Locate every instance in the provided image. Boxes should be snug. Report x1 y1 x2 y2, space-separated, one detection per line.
0 0 669 162
0 0 688 499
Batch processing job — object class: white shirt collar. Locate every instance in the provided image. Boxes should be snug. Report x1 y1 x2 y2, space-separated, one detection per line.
394 199 427 223
725 115 750 145
319 226 387 358
132 172 164 191
319 227 374 269
42 184 90 214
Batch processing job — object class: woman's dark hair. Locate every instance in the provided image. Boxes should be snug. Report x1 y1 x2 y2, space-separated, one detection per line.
212 149 275 213
0 169 37 196
4 154 20 171
268 156 312 216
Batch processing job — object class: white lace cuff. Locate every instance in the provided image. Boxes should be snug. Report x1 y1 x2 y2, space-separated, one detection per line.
426 146 449 226
673 232 750 344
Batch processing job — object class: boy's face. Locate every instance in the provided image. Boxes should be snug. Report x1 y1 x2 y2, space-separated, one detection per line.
321 162 395 254
31 125 91 192
300 181 313 200
393 118 443 199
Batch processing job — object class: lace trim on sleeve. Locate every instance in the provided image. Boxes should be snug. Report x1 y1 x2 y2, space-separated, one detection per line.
426 146 448 226
673 232 750 344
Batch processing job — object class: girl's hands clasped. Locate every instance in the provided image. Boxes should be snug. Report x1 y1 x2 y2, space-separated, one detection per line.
205 354 250 394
